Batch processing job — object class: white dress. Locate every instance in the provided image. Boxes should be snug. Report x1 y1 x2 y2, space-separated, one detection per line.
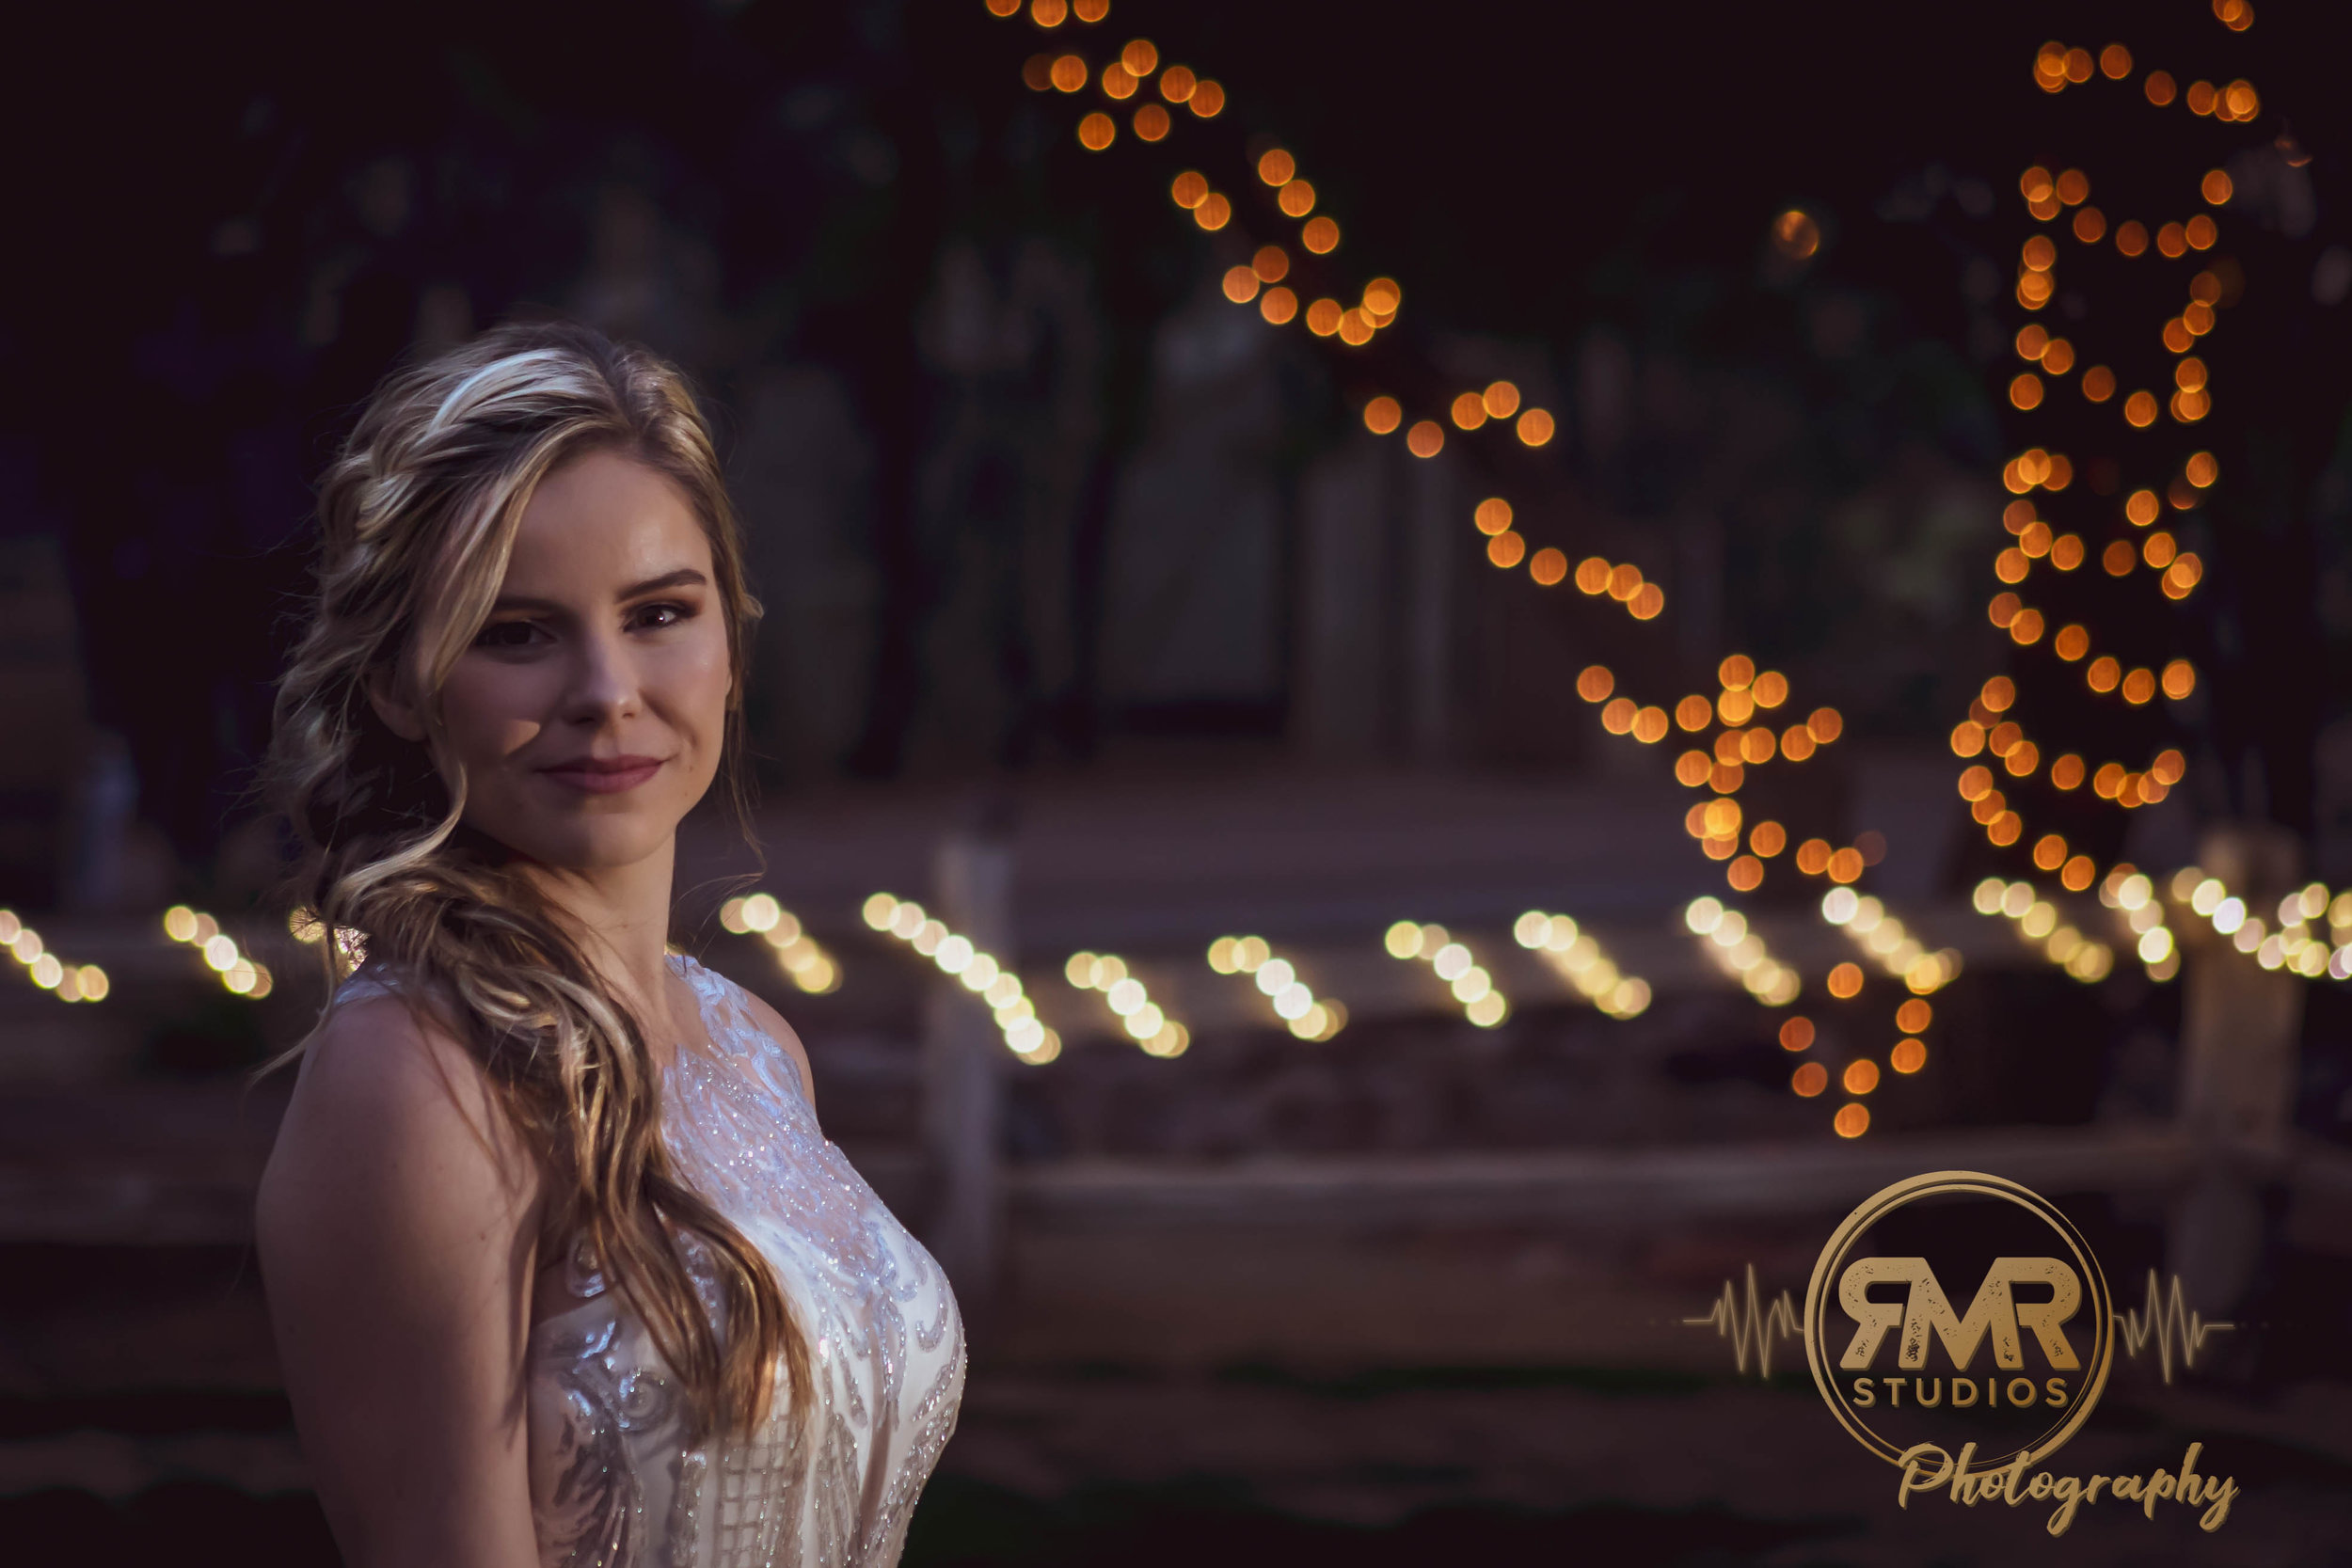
340 955 964 1568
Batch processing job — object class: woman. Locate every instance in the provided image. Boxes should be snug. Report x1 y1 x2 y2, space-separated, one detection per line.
257 322 962 1568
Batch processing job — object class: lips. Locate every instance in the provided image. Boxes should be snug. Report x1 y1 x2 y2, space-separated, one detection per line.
539 754 665 794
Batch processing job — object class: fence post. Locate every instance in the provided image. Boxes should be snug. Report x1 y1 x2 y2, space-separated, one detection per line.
924 823 1014 1306
2169 822 2304 1317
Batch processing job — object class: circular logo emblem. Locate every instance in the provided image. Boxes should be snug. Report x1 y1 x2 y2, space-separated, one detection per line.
1803 1170 2112 1468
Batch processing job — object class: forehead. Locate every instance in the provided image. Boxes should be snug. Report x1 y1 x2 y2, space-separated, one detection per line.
502 448 710 592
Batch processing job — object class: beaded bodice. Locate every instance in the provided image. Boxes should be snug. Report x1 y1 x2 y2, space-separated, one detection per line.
341 956 963 1568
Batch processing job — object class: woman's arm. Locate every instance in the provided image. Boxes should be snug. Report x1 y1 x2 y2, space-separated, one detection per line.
256 994 546 1568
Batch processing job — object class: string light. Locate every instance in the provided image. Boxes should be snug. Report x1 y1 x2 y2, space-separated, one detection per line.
1784 1000 1924 1136
1820 888 1963 995
863 893 1057 1062
2169 871 2334 978
1508 910 1650 1018
1971 39 2253 905
981 5 2148 1107
1000 1 1884 927
2094 865 2183 980
1681 897 1801 1006
0 908 109 1003
720 893 843 994
1207 935 1345 1040
1066 949 1193 1055
162 903 272 998
1384 920 1511 1025
1968 878 2117 981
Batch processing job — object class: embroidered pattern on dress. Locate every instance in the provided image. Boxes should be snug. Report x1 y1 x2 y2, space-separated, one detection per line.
505 956 961 1568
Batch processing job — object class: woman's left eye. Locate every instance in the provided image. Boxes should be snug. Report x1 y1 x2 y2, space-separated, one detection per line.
630 601 693 631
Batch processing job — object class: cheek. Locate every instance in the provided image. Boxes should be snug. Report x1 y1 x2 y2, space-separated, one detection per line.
656 628 735 749
438 660 554 768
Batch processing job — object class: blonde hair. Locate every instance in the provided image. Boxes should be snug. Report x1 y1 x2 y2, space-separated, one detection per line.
266 320 804 1444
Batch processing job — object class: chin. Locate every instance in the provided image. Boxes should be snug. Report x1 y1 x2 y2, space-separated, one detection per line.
471 802 680 875
532 826 675 872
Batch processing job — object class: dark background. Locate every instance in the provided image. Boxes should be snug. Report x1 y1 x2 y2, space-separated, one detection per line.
4 1 2352 1563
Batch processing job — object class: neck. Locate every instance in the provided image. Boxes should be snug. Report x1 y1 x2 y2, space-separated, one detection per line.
520 841 681 1036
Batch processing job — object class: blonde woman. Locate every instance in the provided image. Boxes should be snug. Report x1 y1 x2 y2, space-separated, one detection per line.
257 323 961 1568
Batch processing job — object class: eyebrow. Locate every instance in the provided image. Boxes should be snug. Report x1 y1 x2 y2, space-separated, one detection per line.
489 567 710 614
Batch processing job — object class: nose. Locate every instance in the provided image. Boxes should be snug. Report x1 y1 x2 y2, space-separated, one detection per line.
559 624 642 729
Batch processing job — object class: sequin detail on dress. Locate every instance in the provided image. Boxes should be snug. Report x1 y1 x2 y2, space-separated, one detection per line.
341 958 963 1568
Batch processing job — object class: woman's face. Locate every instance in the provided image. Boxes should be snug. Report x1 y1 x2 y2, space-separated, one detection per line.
390 449 733 876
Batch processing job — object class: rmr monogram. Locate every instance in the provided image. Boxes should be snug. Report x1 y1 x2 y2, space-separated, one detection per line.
1838 1256 2081 1409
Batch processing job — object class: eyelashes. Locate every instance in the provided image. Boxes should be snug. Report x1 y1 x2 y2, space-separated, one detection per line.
472 600 701 651
474 619 546 650
629 600 698 630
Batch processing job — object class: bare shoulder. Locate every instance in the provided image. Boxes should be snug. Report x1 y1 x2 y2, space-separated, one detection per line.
254 988 546 1564
257 988 545 1293
730 980 818 1112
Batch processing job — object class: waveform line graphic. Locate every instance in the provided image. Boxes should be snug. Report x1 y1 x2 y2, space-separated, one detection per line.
1681 1262 1801 1377
2112 1269 2235 1384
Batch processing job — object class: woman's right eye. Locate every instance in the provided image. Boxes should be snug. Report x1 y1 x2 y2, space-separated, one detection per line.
475 620 544 650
